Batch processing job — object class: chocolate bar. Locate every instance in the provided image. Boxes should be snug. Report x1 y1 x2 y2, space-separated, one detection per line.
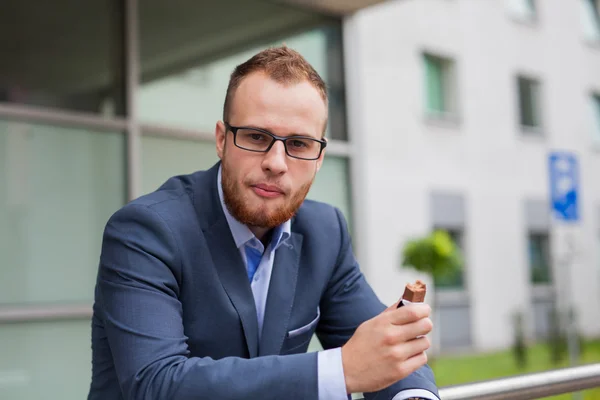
397 280 426 308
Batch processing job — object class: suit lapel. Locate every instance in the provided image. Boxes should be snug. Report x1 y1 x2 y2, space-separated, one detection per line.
193 163 259 358
205 217 259 358
259 232 303 356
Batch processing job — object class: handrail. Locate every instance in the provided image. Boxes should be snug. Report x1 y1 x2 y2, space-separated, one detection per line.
437 363 600 400
355 363 600 400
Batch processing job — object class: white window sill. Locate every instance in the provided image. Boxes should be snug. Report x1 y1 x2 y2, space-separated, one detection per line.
519 125 545 139
423 111 461 129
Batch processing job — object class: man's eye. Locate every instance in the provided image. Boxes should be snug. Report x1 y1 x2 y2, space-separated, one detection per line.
290 140 308 148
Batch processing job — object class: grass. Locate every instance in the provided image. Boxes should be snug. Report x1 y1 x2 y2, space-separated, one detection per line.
432 340 600 399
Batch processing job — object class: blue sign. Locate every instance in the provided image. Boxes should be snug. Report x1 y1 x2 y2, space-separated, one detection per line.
548 151 579 222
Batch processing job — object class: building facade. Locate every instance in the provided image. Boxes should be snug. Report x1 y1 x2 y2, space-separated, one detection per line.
1 0 600 398
345 0 600 353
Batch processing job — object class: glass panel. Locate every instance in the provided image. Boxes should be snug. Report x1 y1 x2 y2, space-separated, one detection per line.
0 121 125 304
581 0 600 41
0 0 125 115
0 320 91 400
507 0 536 20
592 94 600 144
434 228 465 289
529 232 552 284
424 54 445 114
307 156 352 230
526 0 537 15
141 136 219 195
518 77 540 128
139 0 346 139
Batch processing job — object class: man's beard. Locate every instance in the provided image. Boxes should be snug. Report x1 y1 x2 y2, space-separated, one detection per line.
221 163 313 229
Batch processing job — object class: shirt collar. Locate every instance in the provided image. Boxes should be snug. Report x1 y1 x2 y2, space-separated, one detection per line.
217 165 291 250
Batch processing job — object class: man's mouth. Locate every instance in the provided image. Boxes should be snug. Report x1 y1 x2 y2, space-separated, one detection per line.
251 184 285 198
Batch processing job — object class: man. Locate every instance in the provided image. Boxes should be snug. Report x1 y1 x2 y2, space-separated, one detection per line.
88 46 439 400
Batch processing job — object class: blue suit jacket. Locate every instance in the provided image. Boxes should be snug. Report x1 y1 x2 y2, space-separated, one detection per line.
88 162 438 399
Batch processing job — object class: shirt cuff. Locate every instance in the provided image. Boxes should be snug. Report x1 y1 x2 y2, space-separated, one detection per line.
317 347 349 400
391 388 440 400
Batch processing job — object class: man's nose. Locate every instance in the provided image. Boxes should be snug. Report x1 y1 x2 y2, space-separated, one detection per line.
261 140 288 175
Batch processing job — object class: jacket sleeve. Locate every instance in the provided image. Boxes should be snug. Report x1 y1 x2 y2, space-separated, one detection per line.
95 204 318 400
315 207 439 400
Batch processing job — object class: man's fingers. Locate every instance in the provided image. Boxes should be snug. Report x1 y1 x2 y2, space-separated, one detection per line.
387 303 431 325
404 336 431 357
383 321 433 346
403 317 433 341
396 351 429 378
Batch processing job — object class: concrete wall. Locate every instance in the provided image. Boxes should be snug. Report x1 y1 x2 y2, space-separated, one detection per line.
344 0 600 352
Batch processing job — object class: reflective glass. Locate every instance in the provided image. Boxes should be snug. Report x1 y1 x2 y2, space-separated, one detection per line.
0 0 125 115
139 0 346 139
0 121 125 304
0 320 92 400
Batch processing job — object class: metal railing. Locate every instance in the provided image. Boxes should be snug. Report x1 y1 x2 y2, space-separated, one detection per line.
356 363 600 400
438 363 600 399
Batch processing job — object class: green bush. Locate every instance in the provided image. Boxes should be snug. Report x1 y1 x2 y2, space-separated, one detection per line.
401 230 462 278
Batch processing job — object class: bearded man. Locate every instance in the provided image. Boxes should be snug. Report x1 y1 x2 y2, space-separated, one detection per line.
88 46 439 400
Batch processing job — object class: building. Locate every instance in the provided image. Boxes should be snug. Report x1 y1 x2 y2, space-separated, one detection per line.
345 0 600 353
1 0 600 398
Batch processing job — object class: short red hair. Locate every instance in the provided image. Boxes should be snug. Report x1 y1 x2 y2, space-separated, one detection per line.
223 45 328 132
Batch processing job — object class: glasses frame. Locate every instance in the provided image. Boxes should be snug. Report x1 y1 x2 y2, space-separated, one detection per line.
224 122 327 161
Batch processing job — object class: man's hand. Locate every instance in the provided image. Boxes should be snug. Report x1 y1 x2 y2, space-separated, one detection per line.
340 302 433 394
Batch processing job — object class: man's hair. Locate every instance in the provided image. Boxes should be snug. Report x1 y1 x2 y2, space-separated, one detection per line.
222 45 328 128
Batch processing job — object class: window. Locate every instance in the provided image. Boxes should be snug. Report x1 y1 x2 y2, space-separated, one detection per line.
581 0 600 41
139 0 347 139
423 53 458 117
434 228 465 289
517 76 542 130
0 0 125 115
307 156 353 231
0 320 92 399
592 94 600 144
0 121 125 304
141 137 219 196
507 0 537 21
528 232 552 284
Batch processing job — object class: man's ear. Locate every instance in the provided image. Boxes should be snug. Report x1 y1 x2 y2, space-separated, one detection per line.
216 121 226 159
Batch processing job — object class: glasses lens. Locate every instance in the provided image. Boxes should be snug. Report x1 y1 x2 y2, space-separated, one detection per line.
235 129 272 151
285 138 321 159
233 127 322 159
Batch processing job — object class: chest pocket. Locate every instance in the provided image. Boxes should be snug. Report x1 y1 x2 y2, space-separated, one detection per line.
283 307 320 353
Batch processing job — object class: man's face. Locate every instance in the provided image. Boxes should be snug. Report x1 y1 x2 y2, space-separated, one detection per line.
215 71 327 231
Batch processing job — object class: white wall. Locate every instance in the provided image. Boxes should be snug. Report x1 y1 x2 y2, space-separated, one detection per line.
345 0 600 352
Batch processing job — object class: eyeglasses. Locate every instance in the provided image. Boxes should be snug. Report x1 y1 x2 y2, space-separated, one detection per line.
224 122 327 161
